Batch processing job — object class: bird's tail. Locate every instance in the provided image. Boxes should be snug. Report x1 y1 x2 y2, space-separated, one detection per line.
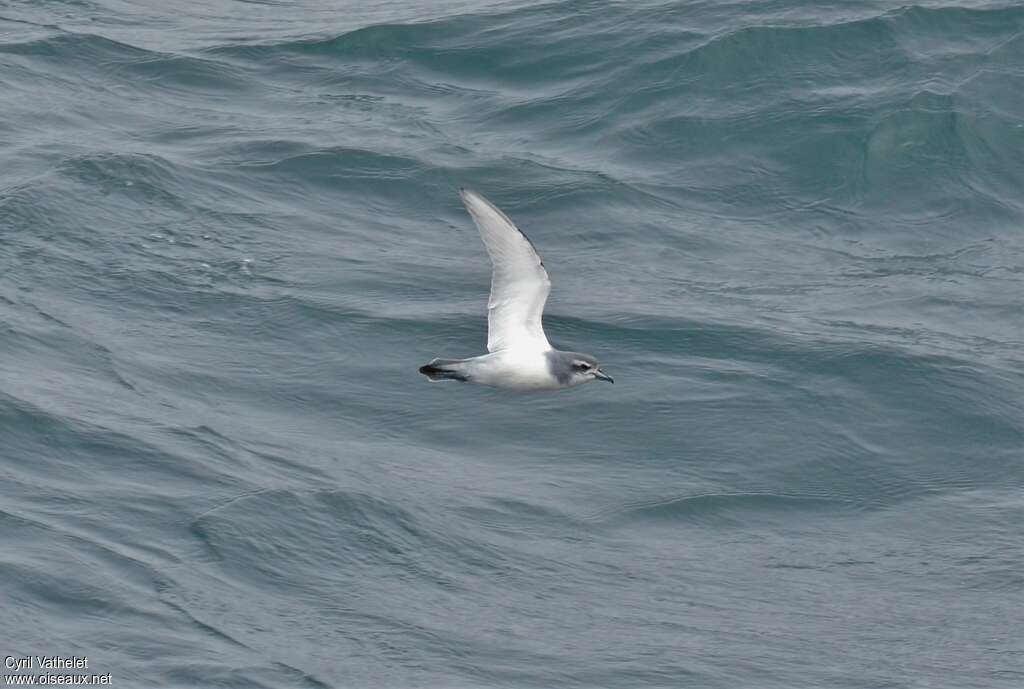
418 358 470 382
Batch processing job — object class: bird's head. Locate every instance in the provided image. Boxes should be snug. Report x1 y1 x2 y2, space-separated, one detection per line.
565 352 613 386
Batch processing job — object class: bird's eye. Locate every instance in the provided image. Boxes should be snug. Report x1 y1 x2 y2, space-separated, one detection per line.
573 362 590 371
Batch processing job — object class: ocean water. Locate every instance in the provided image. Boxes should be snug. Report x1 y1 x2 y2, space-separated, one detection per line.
2 0 1023 686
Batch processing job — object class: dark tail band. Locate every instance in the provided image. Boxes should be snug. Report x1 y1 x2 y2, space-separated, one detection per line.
419 359 468 382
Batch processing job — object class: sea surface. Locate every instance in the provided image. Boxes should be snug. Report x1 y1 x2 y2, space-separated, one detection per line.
2 1 1023 687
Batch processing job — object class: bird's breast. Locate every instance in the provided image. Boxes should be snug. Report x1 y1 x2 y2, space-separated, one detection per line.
473 348 560 390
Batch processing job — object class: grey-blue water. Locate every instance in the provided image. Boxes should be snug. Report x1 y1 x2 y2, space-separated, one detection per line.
2 1 1023 687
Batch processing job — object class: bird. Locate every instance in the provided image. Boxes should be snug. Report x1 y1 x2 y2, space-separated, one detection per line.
419 189 613 391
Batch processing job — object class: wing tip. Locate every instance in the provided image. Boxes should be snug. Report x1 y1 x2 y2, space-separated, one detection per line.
457 187 548 272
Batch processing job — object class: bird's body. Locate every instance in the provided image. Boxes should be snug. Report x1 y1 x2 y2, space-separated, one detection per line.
459 350 555 390
420 189 612 391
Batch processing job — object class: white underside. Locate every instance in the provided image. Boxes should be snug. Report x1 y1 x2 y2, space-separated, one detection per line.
464 347 561 390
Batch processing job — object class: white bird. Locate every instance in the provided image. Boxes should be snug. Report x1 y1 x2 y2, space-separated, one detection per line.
419 189 613 391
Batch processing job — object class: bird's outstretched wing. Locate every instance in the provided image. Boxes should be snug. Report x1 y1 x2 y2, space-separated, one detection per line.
460 189 551 353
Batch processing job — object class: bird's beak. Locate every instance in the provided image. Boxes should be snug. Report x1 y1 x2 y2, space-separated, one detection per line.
593 368 614 384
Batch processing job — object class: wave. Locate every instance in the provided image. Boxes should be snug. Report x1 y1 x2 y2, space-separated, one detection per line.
0 30 252 94
592 492 858 528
